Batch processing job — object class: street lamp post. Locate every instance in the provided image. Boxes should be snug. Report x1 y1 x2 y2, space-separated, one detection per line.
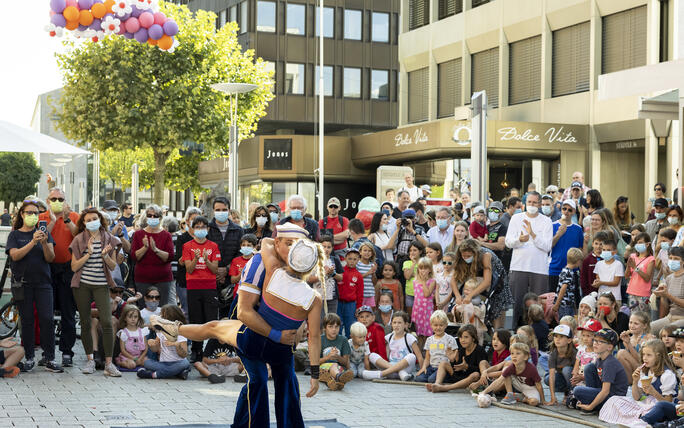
211 82 258 210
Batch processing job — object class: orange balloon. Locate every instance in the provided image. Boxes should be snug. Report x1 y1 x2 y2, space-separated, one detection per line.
63 6 79 22
65 20 79 30
147 38 158 46
104 0 115 13
157 35 172 50
91 3 106 19
79 10 94 26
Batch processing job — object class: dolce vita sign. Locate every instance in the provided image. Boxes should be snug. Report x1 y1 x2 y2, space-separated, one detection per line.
491 121 588 150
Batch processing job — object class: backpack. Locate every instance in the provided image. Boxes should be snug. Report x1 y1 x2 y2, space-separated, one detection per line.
321 216 349 239
388 332 414 355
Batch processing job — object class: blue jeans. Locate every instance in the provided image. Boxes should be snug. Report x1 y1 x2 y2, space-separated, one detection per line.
640 401 678 425
544 366 573 393
415 365 438 383
143 358 190 378
337 300 357 337
538 352 549 373
572 363 608 408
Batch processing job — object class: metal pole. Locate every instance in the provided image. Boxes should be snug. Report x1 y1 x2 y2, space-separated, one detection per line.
470 91 488 204
318 0 325 220
230 94 239 210
92 149 100 208
132 163 139 212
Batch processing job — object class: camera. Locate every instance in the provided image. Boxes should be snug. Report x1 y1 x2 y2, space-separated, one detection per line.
401 218 412 227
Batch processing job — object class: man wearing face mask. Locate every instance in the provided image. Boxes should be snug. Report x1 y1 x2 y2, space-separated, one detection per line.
207 197 244 317
39 187 80 368
480 201 510 269
541 194 561 221
645 198 670 241
272 194 320 241
500 197 522 228
102 200 131 254
266 203 281 225
504 192 553 328
427 207 454 252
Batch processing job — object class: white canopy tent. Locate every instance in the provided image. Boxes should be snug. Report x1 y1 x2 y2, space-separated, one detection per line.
0 119 90 155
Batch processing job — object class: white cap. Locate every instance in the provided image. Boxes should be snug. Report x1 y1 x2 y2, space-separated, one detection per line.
288 239 319 273
275 222 309 239
552 324 572 338
562 199 576 210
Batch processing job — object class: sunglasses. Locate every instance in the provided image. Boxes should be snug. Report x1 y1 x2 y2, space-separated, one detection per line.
146 295 161 300
255 214 268 218
442 261 453 266
328 205 339 209
561 207 573 211
24 210 39 215
655 188 663 191
49 197 65 202
23 199 39 204
547 191 556 194
147 214 160 218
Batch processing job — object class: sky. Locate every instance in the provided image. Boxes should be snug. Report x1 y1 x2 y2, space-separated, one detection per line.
0 1 67 127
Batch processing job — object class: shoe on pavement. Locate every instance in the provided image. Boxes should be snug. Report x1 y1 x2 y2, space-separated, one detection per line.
37 357 48 367
501 392 522 405
336 369 354 384
326 379 345 390
21 359 35 372
1 366 20 378
177 368 191 380
81 359 96 374
62 355 73 367
208 374 226 384
137 368 154 379
104 363 122 377
149 315 180 341
579 408 596 416
234 373 248 383
399 372 415 382
45 361 64 373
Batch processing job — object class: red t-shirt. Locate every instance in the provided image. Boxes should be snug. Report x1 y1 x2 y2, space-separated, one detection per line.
365 322 387 360
182 239 221 290
229 255 251 297
492 349 511 366
339 266 363 306
502 361 542 386
318 216 348 252
40 211 80 263
580 253 599 297
469 221 488 240
130 229 175 283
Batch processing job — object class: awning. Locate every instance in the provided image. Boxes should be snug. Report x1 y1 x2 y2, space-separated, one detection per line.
638 90 679 121
0 120 90 155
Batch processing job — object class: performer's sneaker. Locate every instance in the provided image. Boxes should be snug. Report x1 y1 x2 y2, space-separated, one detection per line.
326 379 345 391
149 315 180 341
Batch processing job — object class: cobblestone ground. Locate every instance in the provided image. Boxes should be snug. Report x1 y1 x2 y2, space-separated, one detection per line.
0 349 607 428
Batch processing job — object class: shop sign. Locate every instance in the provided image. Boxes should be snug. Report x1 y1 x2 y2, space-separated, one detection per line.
496 126 579 144
263 138 292 170
394 128 429 147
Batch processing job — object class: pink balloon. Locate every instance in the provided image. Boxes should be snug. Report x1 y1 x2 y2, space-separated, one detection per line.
125 17 140 33
117 22 126 35
65 0 79 9
139 11 153 29
153 12 166 26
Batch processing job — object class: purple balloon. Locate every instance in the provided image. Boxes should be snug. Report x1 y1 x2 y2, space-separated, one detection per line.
134 28 148 43
119 12 131 21
124 31 134 39
78 0 93 9
131 5 142 18
50 0 66 13
51 13 67 27
78 24 88 31
148 24 163 40
162 20 178 37
89 18 102 30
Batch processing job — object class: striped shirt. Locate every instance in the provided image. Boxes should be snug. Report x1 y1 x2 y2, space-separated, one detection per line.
81 241 108 286
238 253 266 296
356 261 375 298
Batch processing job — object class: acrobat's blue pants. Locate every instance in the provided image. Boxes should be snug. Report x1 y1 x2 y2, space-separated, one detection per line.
232 325 303 428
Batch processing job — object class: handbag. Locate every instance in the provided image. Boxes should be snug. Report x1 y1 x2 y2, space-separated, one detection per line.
11 277 24 301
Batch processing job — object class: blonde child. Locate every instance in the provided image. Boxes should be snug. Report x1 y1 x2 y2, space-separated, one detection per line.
356 242 378 307
517 325 540 366
500 343 546 406
412 257 436 345
544 325 577 405
376 262 403 310
617 311 655 385
435 252 456 311
115 305 148 369
138 305 190 379
348 322 370 378
427 324 488 393
415 310 458 383
453 278 486 345
319 313 354 390
362 311 423 381
660 325 677 354
600 339 677 426
571 318 601 389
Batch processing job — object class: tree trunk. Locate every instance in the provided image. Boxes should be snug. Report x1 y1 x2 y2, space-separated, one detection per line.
153 150 169 206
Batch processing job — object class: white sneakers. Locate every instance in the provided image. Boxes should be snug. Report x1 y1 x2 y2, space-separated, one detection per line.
81 359 96 374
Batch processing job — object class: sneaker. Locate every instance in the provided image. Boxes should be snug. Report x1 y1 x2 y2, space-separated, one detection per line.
399 372 415 382
137 368 154 379
1 366 20 378
21 359 34 372
104 363 122 377
61 355 73 367
37 357 48 367
45 361 64 373
336 369 354 384
81 359 96 374
564 393 578 409
501 392 523 405
234 373 248 383
149 315 180 341
177 368 190 380
579 408 596 416
208 374 226 384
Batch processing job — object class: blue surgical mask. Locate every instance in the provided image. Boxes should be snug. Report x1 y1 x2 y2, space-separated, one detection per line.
661 242 671 251
381 224 388 232
214 211 229 223
668 260 682 272
634 243 647 254
382 209 391 216
600 250 613 260
514 208 522 215
145 301 159 311
185 225 190 232
240 246 254 256
270 212 279 223
290 209 303 221
669 217 680 225
655 212 666 220
437 219 449 230
541 206 552 215
147 217 160 227
488 212 499 222
85 219 101 231
378 304 392 313
194 229 208 239
463 256 474 264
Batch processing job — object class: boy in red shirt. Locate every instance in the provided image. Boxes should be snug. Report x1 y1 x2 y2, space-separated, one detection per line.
229 234 258 298
337 248 363 336
468 205 488 240
182 216 221 362
581 232 606 297
355 305 388 362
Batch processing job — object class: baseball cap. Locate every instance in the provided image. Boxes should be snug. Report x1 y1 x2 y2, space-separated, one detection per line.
595 328 618 346
671 328 684 339
355 305 373 317
266 203 280 213
654 198 669 208
420 184 432 194
552 324 572 338
402 209 416 218
562 199 577 210
472 205 485 214
345 247 360 256
102 200 118 211
541 194 553 201
327 197 341 207
577 318 602 333
489 201 504 212
571 181 582 189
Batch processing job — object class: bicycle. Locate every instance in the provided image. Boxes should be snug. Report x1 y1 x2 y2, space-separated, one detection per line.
0 251 20 339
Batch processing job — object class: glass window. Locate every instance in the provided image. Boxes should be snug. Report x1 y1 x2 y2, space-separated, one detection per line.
230 5 237 22
263 61 276 93
344 9 362 40
219 10 227 28
240 1 248 33
287 4 306 35
371 69 389 100
257 1 276 32
315 65 333 96
372 12 389 43
343 67 361 98
285 63 305 95
315 7 334 38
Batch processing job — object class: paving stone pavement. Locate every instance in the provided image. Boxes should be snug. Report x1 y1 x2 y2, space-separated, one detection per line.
1 349 607 428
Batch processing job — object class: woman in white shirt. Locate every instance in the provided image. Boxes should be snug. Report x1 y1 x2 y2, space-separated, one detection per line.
369 212 399 263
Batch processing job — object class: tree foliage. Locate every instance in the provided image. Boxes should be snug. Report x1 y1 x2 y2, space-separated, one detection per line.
55 2 274 204
0 153 42 204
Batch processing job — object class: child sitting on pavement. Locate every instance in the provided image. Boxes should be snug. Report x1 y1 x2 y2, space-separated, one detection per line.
348 322 370 378
355 305 388 365
363 311 423 381
416 310 458 383
114 305 148 370
137 304 191 380
0 337 24 378
194 335 243 384
499 342 546 406
319 313 354 390
427 324 487 393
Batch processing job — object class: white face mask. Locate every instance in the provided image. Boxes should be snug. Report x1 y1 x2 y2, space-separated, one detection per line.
526 206 539 215
255 216 268 227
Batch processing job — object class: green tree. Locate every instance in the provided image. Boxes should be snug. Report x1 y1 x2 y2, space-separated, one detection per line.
99 147 155 190
0 152 42 204
55 2 274 204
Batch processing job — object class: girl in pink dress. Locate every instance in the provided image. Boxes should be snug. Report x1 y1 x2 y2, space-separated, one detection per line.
412 257 436 344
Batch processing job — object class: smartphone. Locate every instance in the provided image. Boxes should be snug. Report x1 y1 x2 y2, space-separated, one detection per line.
38 220 48 233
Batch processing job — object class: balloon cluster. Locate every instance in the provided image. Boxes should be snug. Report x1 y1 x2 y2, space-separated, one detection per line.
46 0 179 51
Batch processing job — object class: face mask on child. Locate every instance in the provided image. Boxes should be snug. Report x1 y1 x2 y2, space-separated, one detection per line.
669 260 682 272
634 243 647 254
661 242 671 251
600 251 612 260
